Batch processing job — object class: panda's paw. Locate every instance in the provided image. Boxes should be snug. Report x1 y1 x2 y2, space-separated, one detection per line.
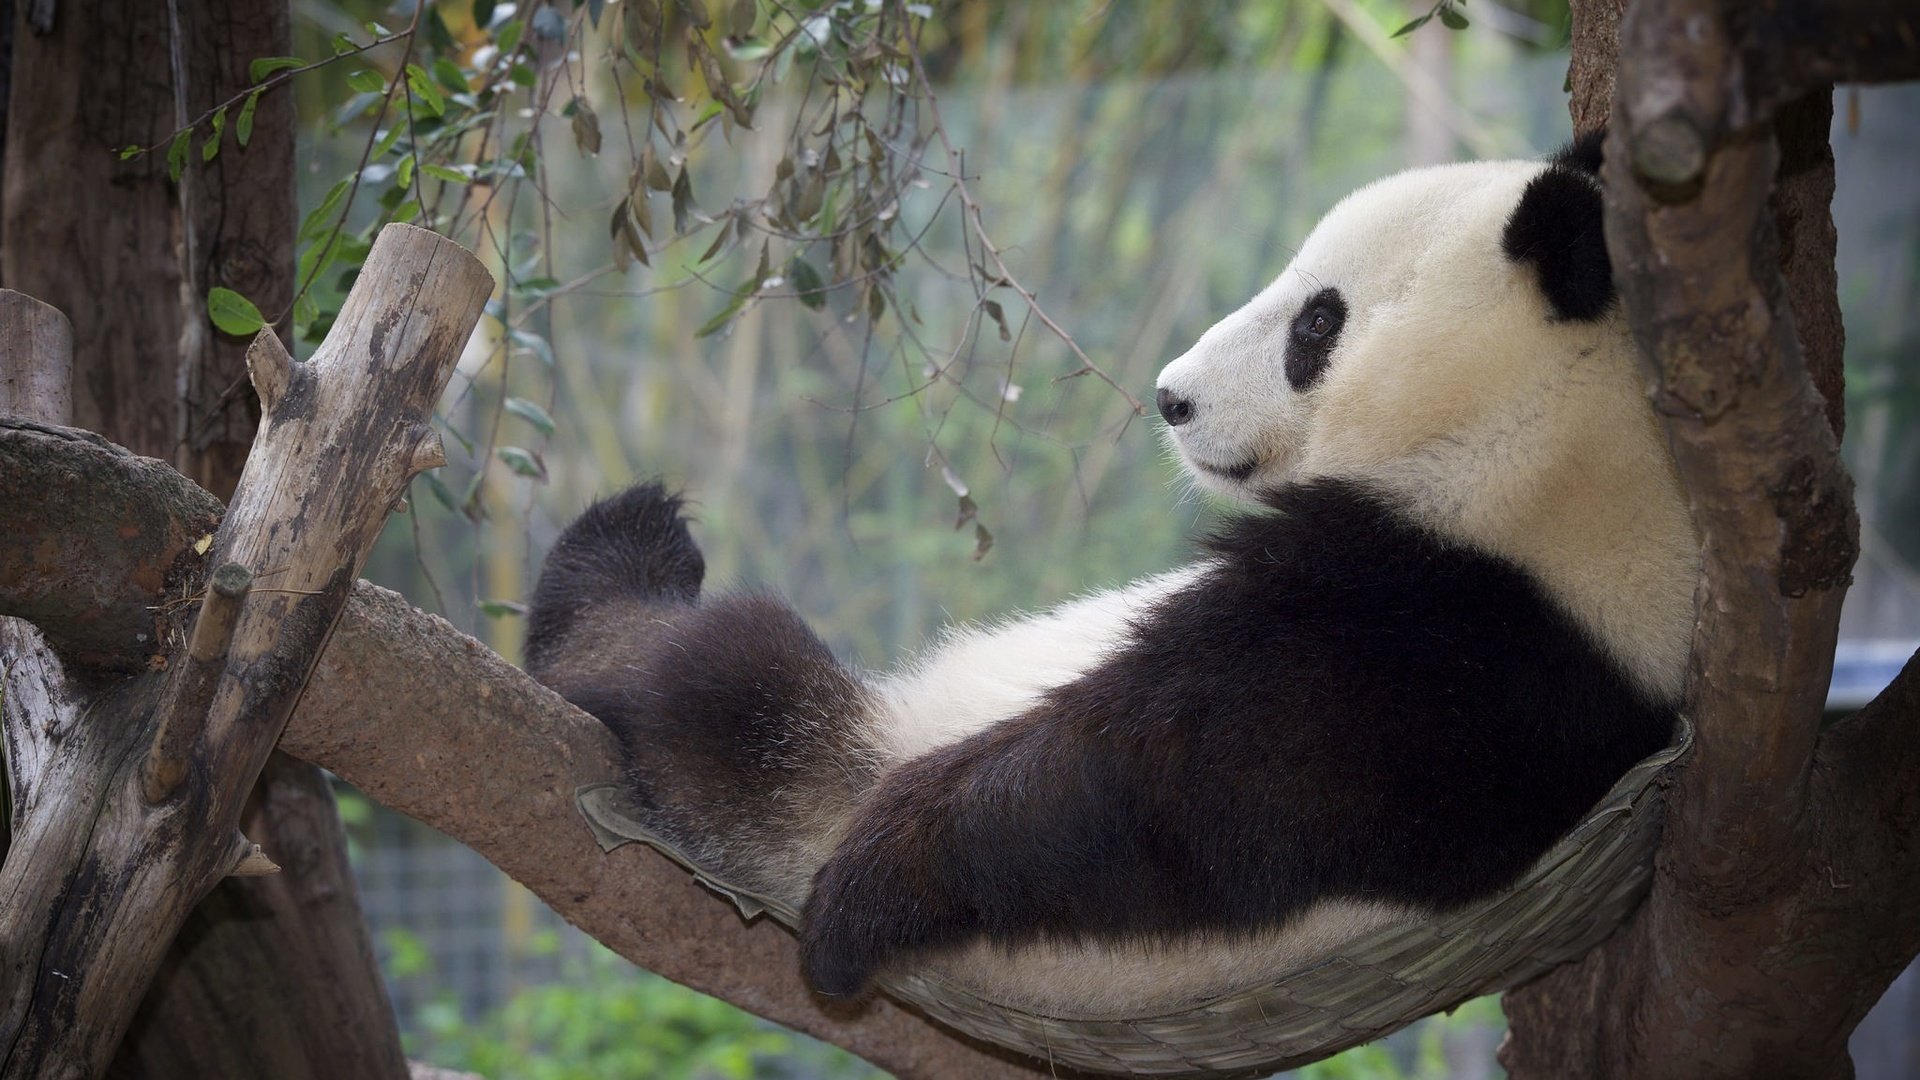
797 845 926 997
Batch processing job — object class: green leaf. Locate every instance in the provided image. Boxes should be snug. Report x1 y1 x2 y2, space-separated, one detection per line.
496 446 547 480
788 258 825 309
1390 12 1431 37
496 18 524 53
421 163 470 184
406 63 445 118
503 396 556 435
299 179 350 241
249 56 304 82
346 69 386 94
166 129 192 182
206 287 266 336
1438 5 1470 29
236 90 262 147
293 290 320 334
694 287 750 338
396 155 416 189
432 57 469 94
372 122 406 160
118 144 144 160
201 108 226 162
478 599 528 619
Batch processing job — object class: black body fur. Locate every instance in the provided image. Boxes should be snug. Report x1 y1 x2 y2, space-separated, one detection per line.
1503 132 1614 322
797 480 1673 995
528 479 1675 1000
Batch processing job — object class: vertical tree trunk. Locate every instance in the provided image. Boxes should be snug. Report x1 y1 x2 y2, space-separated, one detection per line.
1 3 407 1076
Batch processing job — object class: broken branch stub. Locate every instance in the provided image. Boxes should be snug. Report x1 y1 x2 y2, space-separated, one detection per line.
0 224 492 1079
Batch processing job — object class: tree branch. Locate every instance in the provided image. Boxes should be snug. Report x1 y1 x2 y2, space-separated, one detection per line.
277 583 1048 1079
0 225 491 1077
0 419 222 665
0 435 1043 1080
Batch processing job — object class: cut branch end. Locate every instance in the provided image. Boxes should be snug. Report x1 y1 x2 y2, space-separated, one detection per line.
229 833 282 877
246 329 297 413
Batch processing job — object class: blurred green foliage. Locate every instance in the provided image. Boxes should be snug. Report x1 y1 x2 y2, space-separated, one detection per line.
390 928 884 1080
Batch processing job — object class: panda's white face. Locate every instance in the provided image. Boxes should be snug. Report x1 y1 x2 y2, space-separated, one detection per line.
1156 158 1701 703
1156 160 1554 502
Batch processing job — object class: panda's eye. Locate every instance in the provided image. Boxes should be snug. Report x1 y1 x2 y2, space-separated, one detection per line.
1284 288 1347 391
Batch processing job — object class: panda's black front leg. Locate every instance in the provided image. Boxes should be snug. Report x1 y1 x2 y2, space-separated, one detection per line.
799 710 1138 996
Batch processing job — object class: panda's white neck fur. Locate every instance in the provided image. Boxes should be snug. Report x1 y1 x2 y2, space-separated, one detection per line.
1306 330 1699 705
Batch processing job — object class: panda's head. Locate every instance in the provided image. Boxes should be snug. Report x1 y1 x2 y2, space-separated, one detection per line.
1156 136 1701 702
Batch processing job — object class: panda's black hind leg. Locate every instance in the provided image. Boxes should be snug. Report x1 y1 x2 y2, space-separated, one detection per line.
526 483 878 904
525 481 705 680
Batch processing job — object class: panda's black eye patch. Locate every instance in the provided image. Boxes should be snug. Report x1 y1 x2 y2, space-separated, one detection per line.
1285 288 1346 391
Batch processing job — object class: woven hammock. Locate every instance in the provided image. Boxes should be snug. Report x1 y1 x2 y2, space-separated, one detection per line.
578 720 1692 1078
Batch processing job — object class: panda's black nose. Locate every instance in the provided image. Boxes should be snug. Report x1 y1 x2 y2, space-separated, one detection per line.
1157 388 1195 427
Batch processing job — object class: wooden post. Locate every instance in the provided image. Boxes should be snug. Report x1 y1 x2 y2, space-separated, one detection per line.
0 291 73 423
0 225 492 1078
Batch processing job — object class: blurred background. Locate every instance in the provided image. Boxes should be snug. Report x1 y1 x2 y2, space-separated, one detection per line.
278 1 1920 1076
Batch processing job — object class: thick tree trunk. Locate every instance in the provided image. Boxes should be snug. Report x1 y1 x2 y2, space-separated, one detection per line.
1500 3 1920 1077
0 3 410 1076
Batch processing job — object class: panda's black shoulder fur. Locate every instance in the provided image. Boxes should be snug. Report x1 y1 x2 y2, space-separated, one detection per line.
798 478 1676 994
1503 129 1614 322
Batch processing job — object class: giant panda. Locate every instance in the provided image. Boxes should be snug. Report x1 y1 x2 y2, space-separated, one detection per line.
524 132 1698 1016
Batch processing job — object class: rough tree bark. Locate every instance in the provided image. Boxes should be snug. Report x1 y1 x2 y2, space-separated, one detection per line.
0 2 411 1076
1501 3 1920 1077
0 226 491 1079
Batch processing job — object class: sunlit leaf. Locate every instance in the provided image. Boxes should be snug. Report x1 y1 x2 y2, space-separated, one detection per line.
346 69 386 94
422 163 471 184
406 63 445 118
206 287 266 336
479 600 528 618
249 56 304 82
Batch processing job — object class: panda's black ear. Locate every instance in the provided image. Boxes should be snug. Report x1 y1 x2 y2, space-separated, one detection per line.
1501 142 1614 322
